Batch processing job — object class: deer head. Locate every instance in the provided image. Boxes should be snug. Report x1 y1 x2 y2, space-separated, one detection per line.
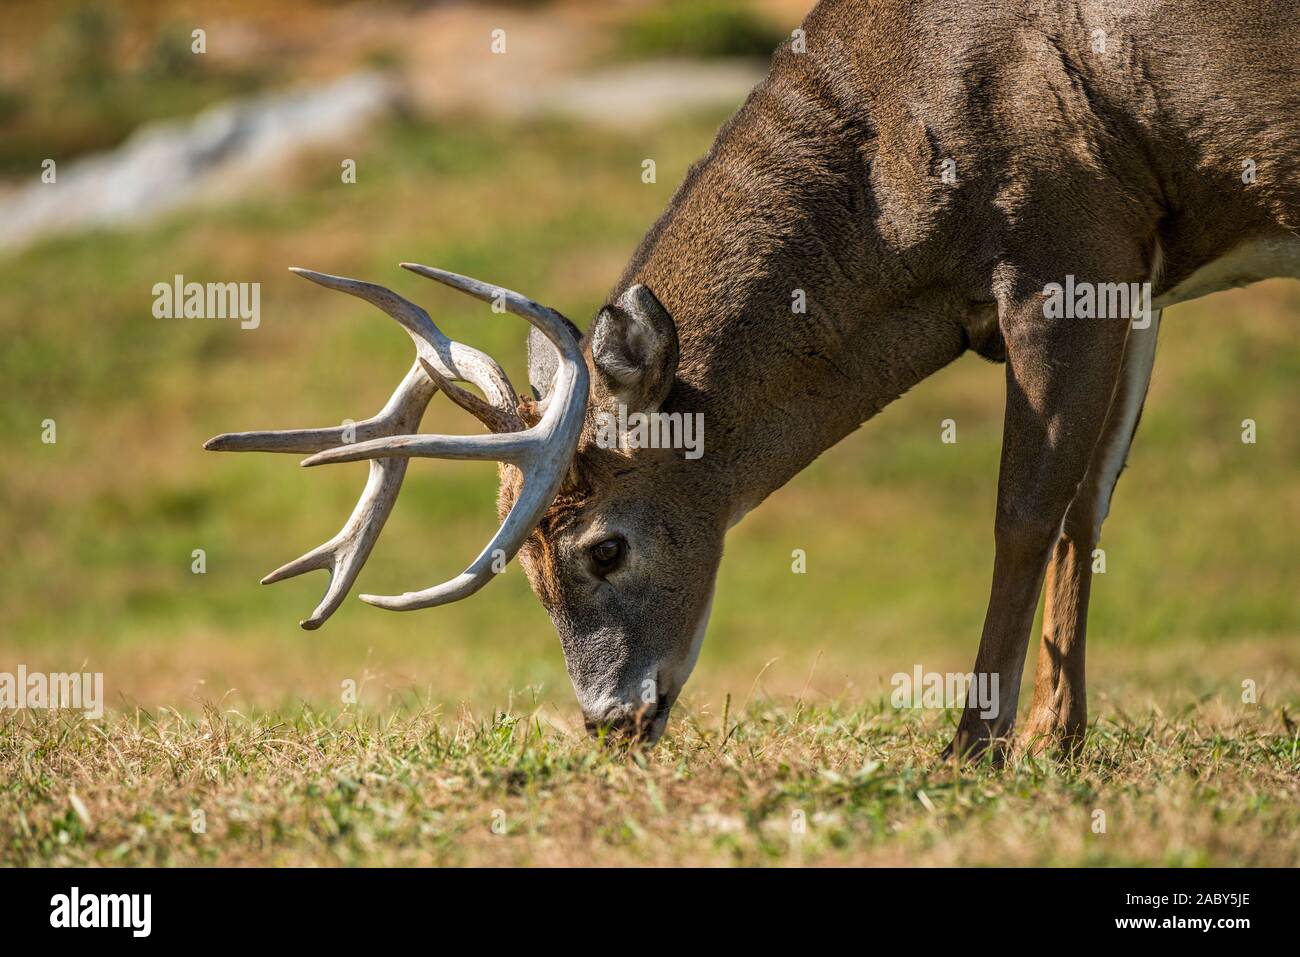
207 265 723 742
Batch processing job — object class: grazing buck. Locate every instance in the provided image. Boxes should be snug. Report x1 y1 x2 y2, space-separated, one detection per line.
208 0 1300 757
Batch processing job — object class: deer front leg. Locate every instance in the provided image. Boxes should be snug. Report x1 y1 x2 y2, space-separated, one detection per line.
943 281 1133 764
1018 312 1162 757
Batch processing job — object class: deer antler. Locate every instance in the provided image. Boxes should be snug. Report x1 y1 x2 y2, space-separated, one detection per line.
205 265 589 629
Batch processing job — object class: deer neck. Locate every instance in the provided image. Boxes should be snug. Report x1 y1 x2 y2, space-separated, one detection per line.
618 88 971 525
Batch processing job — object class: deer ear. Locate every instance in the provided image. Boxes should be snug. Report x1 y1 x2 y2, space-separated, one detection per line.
590 284 679 413
527 315 583 402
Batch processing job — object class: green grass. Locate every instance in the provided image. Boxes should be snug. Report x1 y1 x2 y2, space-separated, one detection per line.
4 700 1296 866
0 6 279 176
0 109 1297 866
617 0 787 61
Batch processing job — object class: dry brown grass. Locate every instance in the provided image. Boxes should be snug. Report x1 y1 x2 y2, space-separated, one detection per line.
3 679 1297 867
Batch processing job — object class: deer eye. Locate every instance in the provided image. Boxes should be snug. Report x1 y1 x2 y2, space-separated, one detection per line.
588 537 626 574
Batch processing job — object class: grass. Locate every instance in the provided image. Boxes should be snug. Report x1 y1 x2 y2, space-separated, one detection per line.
0 103 1297 866
0 5 279 176
4 697 1296 866
617 1 787 61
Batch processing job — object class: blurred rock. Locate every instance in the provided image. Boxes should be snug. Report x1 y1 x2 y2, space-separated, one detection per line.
531 60 763 128
0 34 764 256
0 71 399 253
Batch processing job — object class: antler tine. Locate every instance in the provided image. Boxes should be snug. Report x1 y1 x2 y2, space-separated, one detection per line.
206 362 435 629
289 267 520 415
360 471 557 610
304 266 591 612
205 360 436 455
204 264 525 456
417 357 522 434
400 262 576 354
267 456 413 629
401 261 582 421
300 430 535 468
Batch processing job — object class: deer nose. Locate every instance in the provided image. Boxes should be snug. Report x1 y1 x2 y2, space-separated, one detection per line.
583 701 658 741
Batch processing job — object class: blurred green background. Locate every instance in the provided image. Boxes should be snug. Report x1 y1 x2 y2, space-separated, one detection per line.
0 0 1296 736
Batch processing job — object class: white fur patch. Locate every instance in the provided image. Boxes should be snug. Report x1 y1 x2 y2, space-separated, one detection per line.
1087 311 1161 532
1153 236 1300 309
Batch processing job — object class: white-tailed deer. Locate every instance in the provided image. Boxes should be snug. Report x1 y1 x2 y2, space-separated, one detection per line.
208 0 1300 757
